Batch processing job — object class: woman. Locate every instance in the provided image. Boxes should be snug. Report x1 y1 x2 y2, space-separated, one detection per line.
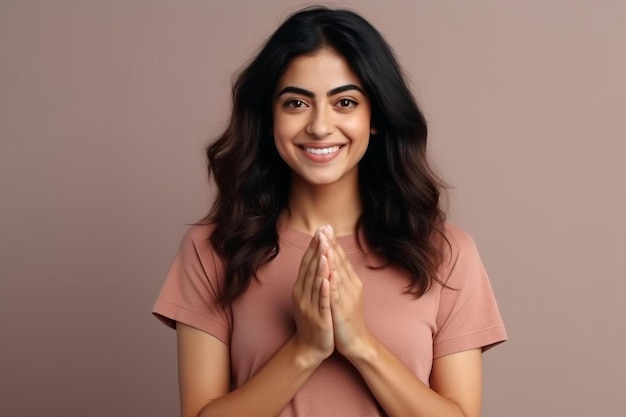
153 6 506 417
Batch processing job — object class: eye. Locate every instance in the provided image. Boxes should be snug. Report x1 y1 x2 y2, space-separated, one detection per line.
284 99 308 109
336 98 357 109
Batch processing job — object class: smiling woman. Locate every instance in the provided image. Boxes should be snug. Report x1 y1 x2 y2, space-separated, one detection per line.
152 6 506 417
272 49 373 191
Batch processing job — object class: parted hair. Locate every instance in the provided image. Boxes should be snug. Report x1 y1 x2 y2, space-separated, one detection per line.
202 6 448 305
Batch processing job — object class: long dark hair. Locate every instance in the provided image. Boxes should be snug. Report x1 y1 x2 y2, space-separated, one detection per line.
203 6 448 305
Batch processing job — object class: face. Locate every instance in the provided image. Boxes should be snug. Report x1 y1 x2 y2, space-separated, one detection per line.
272 48 374 189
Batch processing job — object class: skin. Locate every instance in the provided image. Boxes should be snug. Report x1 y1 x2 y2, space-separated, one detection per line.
177 48 483 417
272 48 374 236
272 49 373 190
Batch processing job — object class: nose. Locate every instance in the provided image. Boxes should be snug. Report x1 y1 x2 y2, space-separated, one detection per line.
305 105 334 138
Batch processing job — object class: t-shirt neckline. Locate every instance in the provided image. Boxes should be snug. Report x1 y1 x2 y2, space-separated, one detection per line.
279 224 362 253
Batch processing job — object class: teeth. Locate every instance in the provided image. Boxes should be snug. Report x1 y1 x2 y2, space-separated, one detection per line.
304 146 340 155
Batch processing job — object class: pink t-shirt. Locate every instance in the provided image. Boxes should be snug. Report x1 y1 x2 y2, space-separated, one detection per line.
153 223 507 416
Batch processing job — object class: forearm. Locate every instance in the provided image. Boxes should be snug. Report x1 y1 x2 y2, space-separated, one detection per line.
196 336 322 417
347 334 470 417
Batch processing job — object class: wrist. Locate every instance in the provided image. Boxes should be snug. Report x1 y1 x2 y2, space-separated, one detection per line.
290 336 330 371
341 332 379 365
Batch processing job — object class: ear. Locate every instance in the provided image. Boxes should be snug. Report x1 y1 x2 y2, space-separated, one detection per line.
370 126 378 135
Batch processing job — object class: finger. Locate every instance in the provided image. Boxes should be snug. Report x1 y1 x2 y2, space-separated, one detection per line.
294 230 322 294
323 226 347 267
327 248 346 294
326 238 338 273
319 278 331 318
304 229 322 261
326 232 359 288
309 233 331 302
329 268 341 307
311 254 329 308
302 232 329 300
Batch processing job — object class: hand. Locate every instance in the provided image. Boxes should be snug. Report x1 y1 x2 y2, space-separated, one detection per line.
322 227 372 360
292 227 335 364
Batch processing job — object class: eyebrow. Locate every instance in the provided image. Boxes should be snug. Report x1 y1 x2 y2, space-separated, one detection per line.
276 84 365 99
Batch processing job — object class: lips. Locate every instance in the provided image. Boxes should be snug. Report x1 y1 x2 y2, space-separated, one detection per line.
303 146 340 155
298 144 345 162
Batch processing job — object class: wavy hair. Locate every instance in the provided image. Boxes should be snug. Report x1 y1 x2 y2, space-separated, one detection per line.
203 6 448 305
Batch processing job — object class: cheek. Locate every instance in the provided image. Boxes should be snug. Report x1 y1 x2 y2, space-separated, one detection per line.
272 114 301 144
344 113 373 139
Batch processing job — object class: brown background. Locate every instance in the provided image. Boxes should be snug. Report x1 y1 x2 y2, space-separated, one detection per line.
1 1 624 416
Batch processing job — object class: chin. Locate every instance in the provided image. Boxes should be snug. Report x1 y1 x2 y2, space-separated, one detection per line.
295 170 356 188
302 177 341 186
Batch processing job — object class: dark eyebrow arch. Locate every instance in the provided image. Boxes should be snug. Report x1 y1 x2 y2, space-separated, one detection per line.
276 86 314 98
328 84 365 96
276 84 365 99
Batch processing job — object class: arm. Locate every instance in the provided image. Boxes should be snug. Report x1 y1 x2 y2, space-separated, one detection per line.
176 229 334 417
177 324 325 417
347 339 482 417
323 227 483 417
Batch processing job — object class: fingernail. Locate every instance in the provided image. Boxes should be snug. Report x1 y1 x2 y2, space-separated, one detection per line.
325 225 334 239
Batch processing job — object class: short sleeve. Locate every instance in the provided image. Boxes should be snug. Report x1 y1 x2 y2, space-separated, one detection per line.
152 225 232 345
433 226 507 359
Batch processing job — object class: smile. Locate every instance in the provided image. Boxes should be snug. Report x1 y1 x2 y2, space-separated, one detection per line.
303 146 341 155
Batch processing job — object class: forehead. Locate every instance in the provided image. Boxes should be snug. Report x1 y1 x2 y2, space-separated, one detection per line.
276 48 363 91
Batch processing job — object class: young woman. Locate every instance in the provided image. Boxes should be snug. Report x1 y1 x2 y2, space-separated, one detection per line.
153 6 506 417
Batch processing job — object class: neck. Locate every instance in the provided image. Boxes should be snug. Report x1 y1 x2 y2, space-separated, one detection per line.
285 177 362 237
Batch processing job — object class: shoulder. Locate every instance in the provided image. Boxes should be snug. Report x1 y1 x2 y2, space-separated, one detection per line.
176 223 223 267
181 222 216 246
441 223 480 261
438 223 486 286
